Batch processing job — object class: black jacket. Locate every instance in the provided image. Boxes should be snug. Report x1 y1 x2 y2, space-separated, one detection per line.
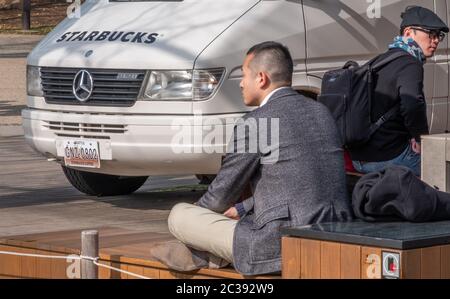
352 166 450 222
349 48 429 162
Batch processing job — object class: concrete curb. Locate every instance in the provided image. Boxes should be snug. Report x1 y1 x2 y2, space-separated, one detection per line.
0 125 23 137
0 53 29 58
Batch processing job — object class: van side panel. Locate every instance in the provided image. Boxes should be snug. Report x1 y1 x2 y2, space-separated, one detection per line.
193 0 306 115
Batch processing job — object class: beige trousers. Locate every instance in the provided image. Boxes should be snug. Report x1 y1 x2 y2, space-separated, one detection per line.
168 203 237 263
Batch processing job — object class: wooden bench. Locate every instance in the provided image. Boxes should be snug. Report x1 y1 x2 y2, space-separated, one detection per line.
0 227 279 279
281 221 450 279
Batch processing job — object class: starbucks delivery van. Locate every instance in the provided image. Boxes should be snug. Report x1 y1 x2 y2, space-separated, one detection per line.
22 0 450 196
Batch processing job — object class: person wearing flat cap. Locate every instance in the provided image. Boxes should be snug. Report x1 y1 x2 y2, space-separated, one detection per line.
350 6 449 177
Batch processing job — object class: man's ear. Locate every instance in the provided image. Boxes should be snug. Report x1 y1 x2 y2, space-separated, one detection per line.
403 27 414 38
258 71 270 89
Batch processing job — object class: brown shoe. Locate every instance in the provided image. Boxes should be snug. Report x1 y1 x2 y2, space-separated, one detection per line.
148 240 209 272
207 254 230 269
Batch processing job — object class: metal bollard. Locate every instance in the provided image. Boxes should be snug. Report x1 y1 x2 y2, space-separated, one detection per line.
81 230 99 279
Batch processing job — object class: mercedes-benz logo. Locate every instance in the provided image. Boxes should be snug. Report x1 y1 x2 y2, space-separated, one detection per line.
73 70 94 102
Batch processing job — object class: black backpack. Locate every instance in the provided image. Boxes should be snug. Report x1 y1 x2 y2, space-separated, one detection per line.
318 51 408 148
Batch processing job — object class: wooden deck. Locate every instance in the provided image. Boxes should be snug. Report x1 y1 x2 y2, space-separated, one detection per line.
0 227 279 279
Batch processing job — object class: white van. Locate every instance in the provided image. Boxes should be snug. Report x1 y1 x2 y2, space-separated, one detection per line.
22 0 450 196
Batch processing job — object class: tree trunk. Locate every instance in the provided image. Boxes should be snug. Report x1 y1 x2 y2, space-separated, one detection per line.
22 0 31 30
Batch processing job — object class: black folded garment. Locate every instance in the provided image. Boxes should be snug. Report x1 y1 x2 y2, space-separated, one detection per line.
352 165 450 222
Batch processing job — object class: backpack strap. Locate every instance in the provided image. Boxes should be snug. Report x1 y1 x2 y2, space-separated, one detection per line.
343 60 359 69
370 51 410 71
367 105 400 138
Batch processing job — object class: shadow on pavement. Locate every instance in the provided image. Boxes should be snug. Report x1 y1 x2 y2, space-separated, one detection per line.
0 183 205 210
0 100 26 117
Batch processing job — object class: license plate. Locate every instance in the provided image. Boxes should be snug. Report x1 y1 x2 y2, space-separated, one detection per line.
61 139 101 168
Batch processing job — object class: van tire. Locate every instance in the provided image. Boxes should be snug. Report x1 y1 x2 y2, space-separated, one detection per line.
62 166 148 197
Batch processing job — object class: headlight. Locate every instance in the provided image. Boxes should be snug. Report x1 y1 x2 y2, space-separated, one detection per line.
144 70 192 100
192 69 225 100
143 68 224 101
27 65 43 97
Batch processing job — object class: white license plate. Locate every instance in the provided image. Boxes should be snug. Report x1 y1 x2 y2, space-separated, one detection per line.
61 139 101 169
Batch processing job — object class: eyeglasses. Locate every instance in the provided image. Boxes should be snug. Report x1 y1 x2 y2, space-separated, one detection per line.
410 27 446 42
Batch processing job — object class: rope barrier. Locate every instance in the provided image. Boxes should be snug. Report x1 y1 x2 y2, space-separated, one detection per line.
94 260 151 279
0 249 151 279
0 250 79 260
79 255 98 262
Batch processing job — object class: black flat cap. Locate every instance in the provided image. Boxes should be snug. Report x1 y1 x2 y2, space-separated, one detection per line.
401 6 449 33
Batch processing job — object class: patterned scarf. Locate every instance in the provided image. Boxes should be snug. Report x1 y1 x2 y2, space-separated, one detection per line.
388 36 426 63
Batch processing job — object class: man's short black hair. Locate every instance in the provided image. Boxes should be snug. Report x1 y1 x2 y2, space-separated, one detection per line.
246 41 293 85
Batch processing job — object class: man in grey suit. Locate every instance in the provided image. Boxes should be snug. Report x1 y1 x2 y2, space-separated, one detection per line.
150 42 352 276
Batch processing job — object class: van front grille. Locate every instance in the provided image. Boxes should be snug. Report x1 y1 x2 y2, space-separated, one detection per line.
43 121 127 138
40 67 145 107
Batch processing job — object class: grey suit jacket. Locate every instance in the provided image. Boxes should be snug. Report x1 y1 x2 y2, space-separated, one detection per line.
197 88 352 275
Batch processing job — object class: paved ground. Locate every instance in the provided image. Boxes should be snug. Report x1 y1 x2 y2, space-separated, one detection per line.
0 135 205 238
0 34 43 58
0 34 44 126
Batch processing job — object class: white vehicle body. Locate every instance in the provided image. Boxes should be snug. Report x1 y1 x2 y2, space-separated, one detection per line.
23 0 450 177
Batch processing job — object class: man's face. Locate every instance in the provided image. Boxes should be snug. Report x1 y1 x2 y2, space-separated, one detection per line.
240 54 261 106
406 27 442 57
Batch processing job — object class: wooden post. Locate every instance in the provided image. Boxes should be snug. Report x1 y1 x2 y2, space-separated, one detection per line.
81 230 99 279
22 0 31 30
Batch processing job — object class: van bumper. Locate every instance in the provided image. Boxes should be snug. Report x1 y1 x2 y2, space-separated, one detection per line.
22 108 242 176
